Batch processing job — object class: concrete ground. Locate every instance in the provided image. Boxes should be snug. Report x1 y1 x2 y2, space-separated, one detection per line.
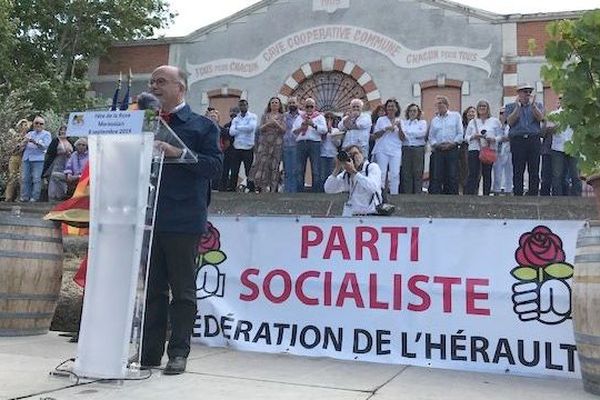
0 332 596 400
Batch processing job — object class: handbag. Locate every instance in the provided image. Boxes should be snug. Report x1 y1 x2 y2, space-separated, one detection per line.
479 146 497 165
473 119 497 165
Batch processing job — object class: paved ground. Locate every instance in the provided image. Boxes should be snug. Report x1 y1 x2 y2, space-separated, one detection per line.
0 332 596 400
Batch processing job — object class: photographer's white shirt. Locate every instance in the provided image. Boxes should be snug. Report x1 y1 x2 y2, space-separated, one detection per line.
324 161 382 216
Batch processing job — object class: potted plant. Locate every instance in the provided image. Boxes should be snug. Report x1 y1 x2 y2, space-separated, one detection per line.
541 9 600 213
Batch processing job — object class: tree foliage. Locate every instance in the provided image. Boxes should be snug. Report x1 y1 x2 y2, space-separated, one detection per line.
1 0 173 114
0 88 33 190
542 10 600 176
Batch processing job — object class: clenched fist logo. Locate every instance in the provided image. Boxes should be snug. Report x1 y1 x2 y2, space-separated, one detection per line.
195 222 227 299
510 226 573 325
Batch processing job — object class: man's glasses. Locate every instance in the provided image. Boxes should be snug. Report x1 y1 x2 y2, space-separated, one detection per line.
148 78 178 87
33 122 44 125
305 105 314 109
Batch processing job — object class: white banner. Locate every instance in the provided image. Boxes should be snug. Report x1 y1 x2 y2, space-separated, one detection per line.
66 111 144 137
186 25 492 84
193 217 584 378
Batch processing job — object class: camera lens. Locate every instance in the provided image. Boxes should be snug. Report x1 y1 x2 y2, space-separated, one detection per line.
337 151 350 162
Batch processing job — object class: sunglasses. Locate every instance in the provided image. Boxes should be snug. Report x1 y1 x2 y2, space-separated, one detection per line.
34 122 44 125
305 105 314 108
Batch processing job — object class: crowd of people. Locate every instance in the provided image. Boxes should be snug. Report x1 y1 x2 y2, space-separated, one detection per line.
2 117 88 203
1 83 585 204
206 83 583 198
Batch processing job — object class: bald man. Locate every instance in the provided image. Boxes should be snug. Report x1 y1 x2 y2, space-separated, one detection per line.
143 65 222 375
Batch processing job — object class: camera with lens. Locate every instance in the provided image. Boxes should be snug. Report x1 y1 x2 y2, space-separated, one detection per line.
337 150 351 162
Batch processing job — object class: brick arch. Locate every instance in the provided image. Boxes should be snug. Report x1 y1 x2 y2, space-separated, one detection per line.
278 58 382 110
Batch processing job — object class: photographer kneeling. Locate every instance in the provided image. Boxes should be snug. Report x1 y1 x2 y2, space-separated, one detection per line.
324 145 384 216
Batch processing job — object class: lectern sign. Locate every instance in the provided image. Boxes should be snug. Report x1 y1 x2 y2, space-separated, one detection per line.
66 111 144 137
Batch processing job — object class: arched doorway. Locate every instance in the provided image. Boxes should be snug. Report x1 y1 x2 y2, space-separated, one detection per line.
291 71 367 113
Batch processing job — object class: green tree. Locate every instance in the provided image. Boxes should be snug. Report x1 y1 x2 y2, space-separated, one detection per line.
542 9 600 176
4 0 174 113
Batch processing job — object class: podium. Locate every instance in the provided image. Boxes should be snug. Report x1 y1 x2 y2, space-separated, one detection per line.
66 111 196 379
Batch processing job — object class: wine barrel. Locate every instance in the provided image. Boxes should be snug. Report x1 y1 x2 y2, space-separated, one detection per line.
574 220 600 394
0 214 63 336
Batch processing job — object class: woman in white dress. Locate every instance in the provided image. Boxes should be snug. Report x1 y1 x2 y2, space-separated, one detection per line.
371 99 405 194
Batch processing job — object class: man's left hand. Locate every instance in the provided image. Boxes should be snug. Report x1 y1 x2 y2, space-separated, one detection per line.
155 140 183 158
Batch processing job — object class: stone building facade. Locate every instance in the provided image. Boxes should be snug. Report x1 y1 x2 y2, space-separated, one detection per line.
88 0 585 119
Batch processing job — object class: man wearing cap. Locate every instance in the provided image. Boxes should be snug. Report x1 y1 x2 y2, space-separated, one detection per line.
504 83 545 196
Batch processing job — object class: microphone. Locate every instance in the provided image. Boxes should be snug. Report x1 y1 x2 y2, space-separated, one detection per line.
136 92 160 111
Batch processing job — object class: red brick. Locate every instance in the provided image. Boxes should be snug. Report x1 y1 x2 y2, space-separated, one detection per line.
279 85 293 96
99 45 169 75
292 69 306 83
503 64 517 74
350 65 365 80
333 59 346 72
363 81 376 93
309 60 322 74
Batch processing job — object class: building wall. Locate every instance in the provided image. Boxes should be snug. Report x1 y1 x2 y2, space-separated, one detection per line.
171 0 503 115
88 0 581 116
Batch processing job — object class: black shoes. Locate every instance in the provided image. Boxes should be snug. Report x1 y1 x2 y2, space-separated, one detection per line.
163 357 187 375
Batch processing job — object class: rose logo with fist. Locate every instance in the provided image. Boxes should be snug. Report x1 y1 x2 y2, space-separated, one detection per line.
510 225 573 325
195 222 227 299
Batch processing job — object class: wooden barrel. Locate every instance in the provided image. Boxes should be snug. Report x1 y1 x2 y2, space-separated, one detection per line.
0 214 63 336
574 220 600 394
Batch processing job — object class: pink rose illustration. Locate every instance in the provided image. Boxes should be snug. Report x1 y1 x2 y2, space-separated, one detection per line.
515 226 565 268
198 222 220 254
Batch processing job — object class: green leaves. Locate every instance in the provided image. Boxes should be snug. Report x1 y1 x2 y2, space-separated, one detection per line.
545 263 574 279
200 250 227 266
511 266 538 281
541 9 600 176
1 0 173 114
510 263 574 282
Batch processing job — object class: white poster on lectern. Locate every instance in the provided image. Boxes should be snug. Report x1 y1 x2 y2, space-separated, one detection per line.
66 111 144 136
192 217 585 379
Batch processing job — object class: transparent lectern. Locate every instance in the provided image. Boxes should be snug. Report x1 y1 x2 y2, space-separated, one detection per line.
72 113 197 379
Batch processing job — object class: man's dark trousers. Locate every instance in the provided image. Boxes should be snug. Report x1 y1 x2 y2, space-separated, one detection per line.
431 147 459 195
142 232 200 364
511 135 541 196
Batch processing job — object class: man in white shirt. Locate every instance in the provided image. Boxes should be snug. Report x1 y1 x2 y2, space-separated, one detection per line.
547 97 581 196
293 98 327 192
324 145 382 216
228 99 258 192
339 99 372 158
428 95 463 194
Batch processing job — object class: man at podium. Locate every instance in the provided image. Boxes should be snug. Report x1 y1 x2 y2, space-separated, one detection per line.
142 65 223 375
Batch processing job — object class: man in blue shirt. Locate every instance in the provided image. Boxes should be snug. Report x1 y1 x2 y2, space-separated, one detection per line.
20 116 51 202
142 65 222 375
505 83 545 196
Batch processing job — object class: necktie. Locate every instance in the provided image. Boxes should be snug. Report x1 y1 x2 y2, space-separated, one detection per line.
159 111 172 124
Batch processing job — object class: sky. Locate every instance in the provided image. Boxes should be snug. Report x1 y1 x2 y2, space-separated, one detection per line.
160 0 600 37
